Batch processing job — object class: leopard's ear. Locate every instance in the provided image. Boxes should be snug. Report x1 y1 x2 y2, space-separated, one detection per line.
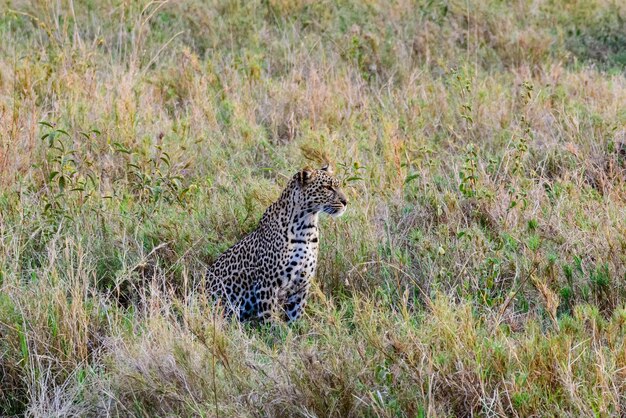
297 167 316 187
320 162 333 175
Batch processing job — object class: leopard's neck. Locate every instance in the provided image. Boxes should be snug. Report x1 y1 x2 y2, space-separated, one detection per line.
287 209 319 244
258 183 320 245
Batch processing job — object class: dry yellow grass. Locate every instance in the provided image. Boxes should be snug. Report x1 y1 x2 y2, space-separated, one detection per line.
1 0 626 416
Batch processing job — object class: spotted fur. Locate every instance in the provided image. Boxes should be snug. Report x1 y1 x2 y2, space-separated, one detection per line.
206 166 348 323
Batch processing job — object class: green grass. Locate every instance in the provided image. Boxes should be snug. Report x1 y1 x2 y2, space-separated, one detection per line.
1 0 626 416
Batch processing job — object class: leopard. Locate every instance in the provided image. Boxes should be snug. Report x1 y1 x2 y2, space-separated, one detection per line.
206 165 348 323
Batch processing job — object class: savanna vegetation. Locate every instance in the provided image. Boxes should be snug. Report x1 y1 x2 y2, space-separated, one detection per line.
1 0 626 416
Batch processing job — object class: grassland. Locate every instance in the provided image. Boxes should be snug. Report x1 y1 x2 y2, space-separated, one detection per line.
1 0 626 416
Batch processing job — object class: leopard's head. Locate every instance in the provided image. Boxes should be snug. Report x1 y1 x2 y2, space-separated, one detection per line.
294 165 348 217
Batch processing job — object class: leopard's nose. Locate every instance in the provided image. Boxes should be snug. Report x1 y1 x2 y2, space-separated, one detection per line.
338 193 348 206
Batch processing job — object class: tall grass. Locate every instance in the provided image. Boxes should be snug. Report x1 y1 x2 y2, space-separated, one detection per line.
1 0 625 415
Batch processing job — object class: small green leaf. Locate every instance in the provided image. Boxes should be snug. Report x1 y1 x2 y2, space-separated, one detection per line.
113 142 131 154
18 326 29 365
345 176 363 182
404 173 420 184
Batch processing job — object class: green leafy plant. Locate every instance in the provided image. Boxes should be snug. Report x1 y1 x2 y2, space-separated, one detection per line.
38 121 99 221
113 138 193 208
459 143 478 198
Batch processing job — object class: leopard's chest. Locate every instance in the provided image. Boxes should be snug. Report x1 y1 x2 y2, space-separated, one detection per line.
277 237 318 295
